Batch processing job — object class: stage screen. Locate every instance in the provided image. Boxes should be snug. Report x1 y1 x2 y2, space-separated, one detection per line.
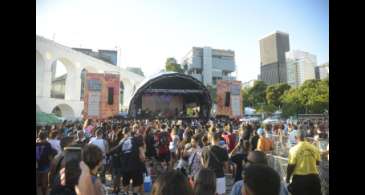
142 94 183 114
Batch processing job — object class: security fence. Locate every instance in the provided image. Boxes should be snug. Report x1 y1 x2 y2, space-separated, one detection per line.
267 135 329 195
269 134 329 158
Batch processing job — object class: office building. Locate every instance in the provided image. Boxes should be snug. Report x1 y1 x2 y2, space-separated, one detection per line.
286 50 317 87
181 47 236 86
315 62 329 80
259 31 290 85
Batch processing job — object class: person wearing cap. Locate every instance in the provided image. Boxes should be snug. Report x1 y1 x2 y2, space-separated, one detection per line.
256 128 273 153
286 128 321 195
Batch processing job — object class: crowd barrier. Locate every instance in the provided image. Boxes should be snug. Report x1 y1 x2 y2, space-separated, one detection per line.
267 135 329 195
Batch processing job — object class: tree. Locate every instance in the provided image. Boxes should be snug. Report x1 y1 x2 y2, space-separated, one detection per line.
165 57 183 73
281 79 329 117
241 88 251 107
241 80 267 110
207 85 217 104
281 88 304 118
266 83 291 108
249 80 268 110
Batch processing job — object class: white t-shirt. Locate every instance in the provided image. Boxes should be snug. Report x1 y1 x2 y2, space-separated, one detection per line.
47 139 61 154
89 138 108 164
89 138 108 154
169 135 179 153
288 129 297 148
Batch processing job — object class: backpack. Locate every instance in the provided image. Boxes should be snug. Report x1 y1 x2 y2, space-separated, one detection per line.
119 137 139 171
36 142 52 165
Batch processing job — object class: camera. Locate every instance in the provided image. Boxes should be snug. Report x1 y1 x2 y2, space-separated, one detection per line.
64 147 82 187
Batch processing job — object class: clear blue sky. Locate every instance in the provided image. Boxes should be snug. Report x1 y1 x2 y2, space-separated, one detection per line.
36 0 328 82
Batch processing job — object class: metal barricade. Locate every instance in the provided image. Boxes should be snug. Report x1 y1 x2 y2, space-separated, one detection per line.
266 153 329 195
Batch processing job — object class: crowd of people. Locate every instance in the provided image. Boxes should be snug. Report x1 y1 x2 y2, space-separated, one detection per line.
36 116 329 195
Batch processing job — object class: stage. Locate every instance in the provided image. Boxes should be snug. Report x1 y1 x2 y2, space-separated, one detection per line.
128 72 212 119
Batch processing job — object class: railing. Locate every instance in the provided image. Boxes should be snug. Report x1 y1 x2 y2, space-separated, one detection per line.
266 154 329 195
267 134 329 195
268 134 329 158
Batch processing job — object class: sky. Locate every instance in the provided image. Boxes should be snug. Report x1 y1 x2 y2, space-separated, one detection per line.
36 0 329 83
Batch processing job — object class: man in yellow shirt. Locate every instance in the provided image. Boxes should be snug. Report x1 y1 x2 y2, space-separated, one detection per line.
286 128 321 195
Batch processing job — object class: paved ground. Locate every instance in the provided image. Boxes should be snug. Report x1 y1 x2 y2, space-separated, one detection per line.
103 172 236 195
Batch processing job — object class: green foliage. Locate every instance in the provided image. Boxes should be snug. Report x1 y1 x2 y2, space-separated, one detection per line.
250 80 268 109
241 88 251 107
262 104 277 114
266 83 291 108
165 57 184 73
242 79 328 118
281 79 329 117
241 80 267 111
207 85 217 104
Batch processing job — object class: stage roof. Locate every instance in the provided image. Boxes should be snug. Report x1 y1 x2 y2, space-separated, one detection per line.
128 72 212 118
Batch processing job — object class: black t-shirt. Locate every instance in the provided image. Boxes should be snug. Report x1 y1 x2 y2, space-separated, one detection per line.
36 141 53 167
242 127 253 140
145 132 156 157
120 136 144 172
250 135 259 151
201 145 228 178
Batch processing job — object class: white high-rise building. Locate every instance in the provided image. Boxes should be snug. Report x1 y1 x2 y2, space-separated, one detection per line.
315 63 329 80
286 50 317 87
181 47 236 86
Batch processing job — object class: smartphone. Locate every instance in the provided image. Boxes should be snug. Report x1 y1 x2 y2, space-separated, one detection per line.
64 147 82 187
64 147 82 163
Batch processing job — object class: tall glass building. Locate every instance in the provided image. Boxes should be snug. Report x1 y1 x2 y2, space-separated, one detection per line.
286 50 317 87
259 31 290 85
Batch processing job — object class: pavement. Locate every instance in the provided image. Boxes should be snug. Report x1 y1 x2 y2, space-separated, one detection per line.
103 172 236 195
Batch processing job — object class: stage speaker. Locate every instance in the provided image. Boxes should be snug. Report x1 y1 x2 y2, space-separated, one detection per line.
108 87 114 105
225 92 230 107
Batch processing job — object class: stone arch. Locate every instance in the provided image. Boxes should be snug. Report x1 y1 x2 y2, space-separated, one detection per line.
80 68 87 100
119 81 125 111
50 57 75 99
36 50 45 97
120 78 133 109
51 104 75 119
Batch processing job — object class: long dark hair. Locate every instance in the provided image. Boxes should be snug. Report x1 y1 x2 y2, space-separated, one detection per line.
194 168 216 195
152 170 194 195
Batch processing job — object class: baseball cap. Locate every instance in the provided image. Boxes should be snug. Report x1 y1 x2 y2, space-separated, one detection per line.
295 129 307 138
257 128 265 136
